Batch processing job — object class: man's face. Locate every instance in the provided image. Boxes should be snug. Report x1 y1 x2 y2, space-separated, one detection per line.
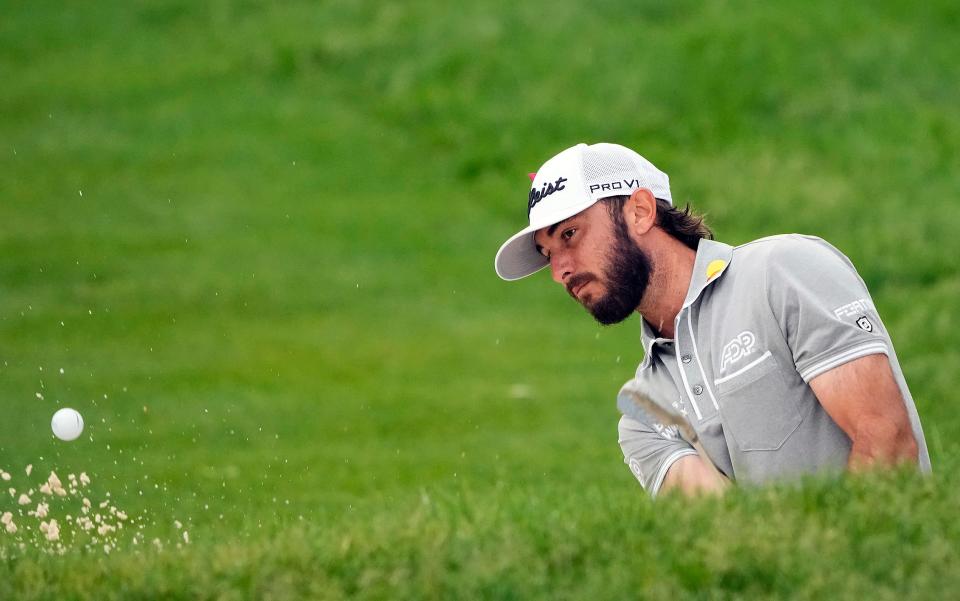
533 201 653 325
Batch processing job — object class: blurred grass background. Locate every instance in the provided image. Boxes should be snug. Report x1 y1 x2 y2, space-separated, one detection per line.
2 0 959 598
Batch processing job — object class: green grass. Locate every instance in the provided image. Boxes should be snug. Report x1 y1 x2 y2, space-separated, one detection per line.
7 470 960 599
2 0 959 598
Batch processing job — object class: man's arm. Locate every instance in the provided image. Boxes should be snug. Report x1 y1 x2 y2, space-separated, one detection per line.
618 414 728 498
809 353 919 470
661 455 729 496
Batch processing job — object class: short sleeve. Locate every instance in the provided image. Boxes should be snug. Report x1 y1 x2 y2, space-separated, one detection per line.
617 414 698 498
764 236 889 382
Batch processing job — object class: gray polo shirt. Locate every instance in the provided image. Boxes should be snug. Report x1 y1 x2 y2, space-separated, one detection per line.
617 234 931 497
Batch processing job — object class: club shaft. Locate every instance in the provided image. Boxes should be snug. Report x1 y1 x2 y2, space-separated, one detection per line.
625 388 726 481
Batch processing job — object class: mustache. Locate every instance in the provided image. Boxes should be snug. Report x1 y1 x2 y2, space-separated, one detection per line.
566 273 598 299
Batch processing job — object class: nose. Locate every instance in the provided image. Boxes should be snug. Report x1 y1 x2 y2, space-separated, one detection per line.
550 252 573 285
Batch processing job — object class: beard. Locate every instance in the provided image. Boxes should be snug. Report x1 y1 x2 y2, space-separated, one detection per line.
566 227 653 326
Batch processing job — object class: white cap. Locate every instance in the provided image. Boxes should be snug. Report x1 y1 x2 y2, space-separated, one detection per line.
494 142 673 281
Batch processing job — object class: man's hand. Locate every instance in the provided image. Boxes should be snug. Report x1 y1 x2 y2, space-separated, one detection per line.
661 455 729 496
810 353 919 470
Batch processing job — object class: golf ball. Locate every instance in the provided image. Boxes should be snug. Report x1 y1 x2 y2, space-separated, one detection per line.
51 408 84 441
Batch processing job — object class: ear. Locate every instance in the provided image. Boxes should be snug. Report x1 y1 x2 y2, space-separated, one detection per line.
624 188 658 235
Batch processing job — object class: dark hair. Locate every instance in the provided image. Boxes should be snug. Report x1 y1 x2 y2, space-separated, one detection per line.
601 195 713 251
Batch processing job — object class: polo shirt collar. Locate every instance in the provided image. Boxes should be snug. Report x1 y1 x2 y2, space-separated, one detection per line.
682 238 734 309
638 238 734 356
639 317 663 355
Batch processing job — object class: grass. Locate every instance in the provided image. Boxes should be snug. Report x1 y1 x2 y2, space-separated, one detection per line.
7 469 960 599
1 0 959 597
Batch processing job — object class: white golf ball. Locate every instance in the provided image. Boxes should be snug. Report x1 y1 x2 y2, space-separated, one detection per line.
51 408 84 441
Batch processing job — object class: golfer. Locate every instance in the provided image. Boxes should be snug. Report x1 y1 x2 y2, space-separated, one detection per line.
495 143 930 497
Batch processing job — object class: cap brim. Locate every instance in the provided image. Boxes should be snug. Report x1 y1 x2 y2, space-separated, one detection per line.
494 225 548 281
494 196 601 281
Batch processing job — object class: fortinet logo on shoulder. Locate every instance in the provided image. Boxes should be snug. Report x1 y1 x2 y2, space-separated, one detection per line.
527 176 568 216
589 178 642 194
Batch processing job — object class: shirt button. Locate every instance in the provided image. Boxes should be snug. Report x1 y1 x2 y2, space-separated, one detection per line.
692 385 704 395
681 354 692 364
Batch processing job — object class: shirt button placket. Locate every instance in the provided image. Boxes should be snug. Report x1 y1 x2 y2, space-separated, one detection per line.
675 341 702 419
676 308 718 421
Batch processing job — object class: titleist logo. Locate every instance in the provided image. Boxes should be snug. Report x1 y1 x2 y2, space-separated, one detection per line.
528 177 568 216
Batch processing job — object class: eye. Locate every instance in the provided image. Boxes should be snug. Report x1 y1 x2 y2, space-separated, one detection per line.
561 227 577 241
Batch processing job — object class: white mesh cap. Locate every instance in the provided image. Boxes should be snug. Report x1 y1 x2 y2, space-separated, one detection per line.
494 142 672 281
